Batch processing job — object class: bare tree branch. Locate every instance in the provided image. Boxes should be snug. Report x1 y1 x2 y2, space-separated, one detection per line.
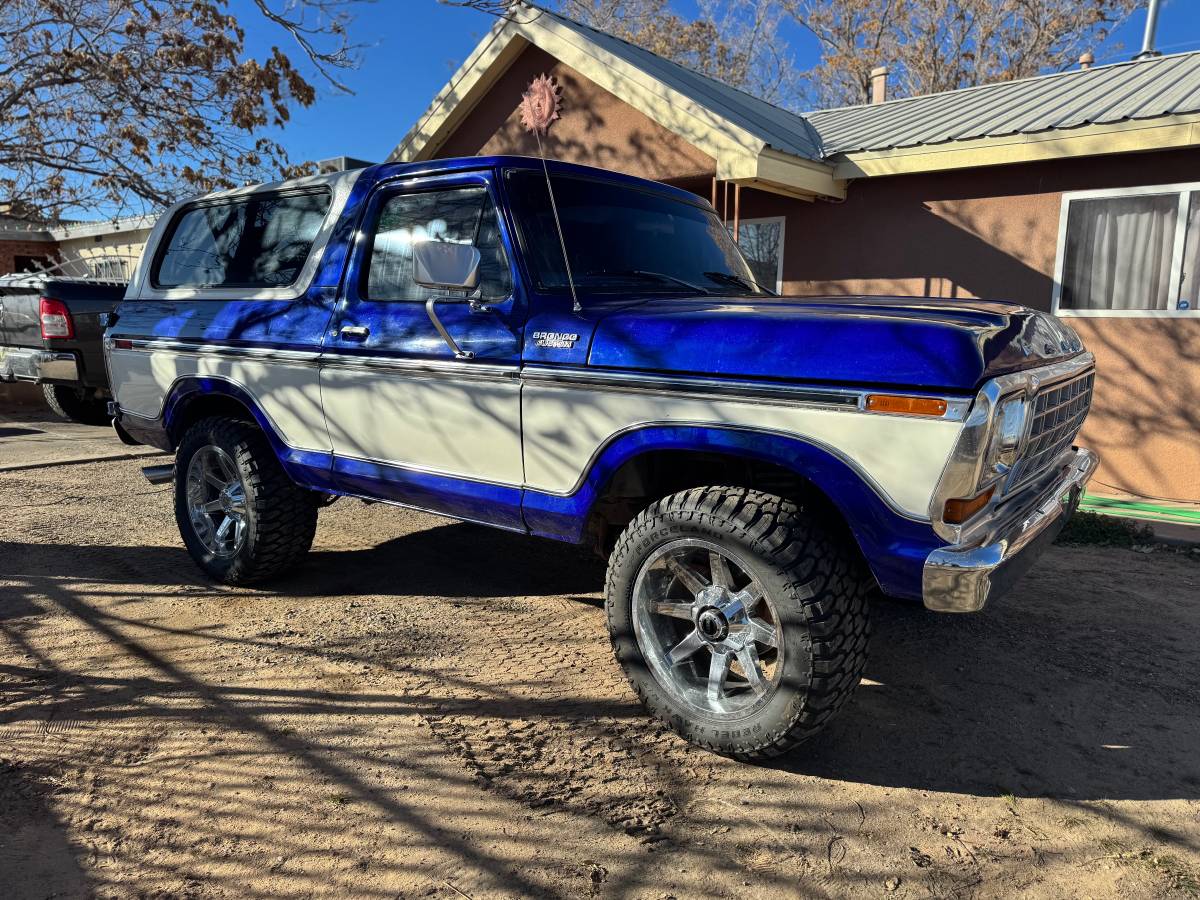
782 0 1143 107
0 0 369 223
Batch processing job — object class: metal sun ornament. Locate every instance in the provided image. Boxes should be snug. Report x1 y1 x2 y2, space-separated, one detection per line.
520 73 580 313
520 73 562 135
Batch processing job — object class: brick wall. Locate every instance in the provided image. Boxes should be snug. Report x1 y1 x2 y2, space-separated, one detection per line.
0 238 59 275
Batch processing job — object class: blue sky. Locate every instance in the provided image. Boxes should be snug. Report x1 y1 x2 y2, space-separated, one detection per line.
239 0 1200 167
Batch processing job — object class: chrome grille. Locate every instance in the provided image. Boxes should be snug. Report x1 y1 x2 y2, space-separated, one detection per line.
1007 370 1095 491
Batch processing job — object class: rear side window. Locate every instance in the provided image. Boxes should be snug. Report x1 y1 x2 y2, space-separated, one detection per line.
364 186 511 302
153 190 331 289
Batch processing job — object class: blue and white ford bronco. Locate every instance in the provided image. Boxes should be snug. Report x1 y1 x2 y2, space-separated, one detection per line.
105 156 1097 758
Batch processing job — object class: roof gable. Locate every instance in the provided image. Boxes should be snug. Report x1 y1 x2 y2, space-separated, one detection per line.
394 3 1200 187
389 4 843 199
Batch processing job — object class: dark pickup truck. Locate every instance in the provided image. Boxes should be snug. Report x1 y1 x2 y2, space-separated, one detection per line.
0 274 126 424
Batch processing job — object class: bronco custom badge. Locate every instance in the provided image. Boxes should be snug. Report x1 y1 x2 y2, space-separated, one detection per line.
532 331 579 349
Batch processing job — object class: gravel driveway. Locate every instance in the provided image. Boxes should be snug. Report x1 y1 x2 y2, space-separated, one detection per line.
1 441 1198 899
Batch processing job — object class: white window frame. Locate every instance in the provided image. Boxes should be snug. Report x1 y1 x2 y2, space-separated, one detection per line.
1052 180 1200 318
737 216 786 294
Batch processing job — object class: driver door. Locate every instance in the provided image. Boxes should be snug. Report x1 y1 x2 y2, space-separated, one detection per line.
319 171 525 528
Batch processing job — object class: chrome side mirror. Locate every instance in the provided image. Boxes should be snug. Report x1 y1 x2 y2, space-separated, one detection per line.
412 240 480 291
413 241 481 361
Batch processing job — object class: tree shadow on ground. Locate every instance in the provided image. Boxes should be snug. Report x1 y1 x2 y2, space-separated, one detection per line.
2 525 1197 808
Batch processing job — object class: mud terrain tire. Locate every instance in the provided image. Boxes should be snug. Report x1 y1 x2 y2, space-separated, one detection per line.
606 486 870 760
174 416 317 584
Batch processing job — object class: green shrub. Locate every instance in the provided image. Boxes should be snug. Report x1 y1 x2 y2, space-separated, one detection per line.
1056 511 1153 547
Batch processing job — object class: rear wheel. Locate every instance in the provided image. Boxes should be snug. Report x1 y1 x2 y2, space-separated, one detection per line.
605 486 871 760
42 384 110 426
174 417 317 584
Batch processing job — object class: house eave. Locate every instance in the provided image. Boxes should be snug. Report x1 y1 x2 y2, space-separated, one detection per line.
832 113 1200 178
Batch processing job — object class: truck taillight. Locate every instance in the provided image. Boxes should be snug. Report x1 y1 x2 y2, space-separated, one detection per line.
39 297 74 339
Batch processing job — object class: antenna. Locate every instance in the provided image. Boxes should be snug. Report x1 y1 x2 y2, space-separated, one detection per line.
520 73 581 314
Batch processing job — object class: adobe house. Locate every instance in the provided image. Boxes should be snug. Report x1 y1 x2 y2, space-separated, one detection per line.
392 5 1200 505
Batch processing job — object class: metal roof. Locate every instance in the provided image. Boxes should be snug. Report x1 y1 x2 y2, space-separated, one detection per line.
531 6 1200 162
533 6 827 160
807 51 1200 156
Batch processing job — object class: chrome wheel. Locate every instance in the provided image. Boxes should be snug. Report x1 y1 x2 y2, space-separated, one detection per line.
185 445 248 559
632 539 784 718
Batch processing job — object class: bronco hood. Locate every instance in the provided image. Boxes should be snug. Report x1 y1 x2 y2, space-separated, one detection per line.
586 295 1084 393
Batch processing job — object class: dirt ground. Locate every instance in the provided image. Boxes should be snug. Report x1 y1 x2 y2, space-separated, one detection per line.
2 443 1199 899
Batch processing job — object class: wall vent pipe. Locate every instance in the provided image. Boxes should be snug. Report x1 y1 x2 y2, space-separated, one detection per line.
1135 0 1163 60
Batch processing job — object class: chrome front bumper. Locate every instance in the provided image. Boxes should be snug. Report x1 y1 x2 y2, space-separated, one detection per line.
923 447 1100 613
0 345 79 383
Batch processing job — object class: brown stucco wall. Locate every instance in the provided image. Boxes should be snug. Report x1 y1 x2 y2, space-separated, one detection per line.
1068 317 1200 502
737 147 1200 312
434 54 1200 503
0 238 58 276
435 45 715 183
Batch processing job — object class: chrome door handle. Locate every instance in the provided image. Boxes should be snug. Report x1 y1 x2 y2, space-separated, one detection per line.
339 325 370 339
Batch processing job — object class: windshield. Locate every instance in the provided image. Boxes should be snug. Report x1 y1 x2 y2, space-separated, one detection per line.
505 170 770 297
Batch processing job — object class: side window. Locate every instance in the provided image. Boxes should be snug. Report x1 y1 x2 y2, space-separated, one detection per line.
153 190 330 289
737 217 785 293
1059 192 1178 312
364 186 512 302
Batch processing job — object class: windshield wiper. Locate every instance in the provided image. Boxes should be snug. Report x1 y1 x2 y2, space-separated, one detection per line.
584 269 710 294
703 270 777 296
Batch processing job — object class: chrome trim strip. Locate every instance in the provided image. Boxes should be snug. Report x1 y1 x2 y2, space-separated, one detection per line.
319 353 516 380
334 451 522 489
112 338 519 380
522 365 970 421
115 338 322 364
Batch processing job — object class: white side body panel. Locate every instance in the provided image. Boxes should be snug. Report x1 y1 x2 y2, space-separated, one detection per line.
318 365 523 484
110 343 959 521
522 385 961 519
107 347 330 452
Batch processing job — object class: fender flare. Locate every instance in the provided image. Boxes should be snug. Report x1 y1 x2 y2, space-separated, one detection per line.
521 423 943 599
162 376 337 491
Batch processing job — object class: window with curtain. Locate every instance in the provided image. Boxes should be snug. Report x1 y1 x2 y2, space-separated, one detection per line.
1059 193 1178 311
1056 186 1200 314
1177 193 1200 312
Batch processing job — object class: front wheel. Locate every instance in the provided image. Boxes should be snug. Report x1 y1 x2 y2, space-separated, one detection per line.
174 417 317 584
605 487 870 760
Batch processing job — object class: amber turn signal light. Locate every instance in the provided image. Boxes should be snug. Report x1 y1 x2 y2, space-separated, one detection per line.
865 394 948 417
943 487 995 525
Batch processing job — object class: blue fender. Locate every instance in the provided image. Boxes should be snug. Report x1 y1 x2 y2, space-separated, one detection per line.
521 425 944 601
